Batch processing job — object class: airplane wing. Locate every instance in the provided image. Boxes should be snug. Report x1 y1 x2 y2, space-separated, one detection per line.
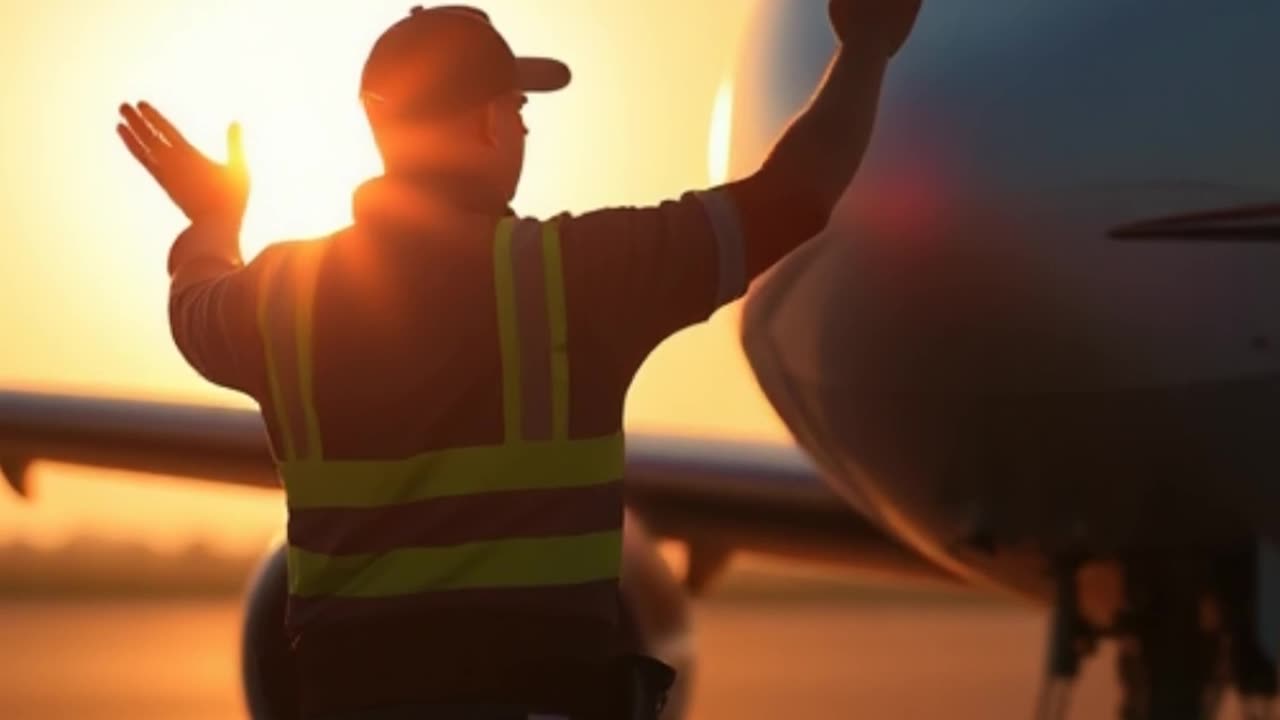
0 389 949 586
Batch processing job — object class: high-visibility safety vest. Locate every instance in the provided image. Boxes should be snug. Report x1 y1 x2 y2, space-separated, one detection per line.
255 218 626 632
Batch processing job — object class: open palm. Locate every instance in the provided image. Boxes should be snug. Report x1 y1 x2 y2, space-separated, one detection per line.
116 102 250 224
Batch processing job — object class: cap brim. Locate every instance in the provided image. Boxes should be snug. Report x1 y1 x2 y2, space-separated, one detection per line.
516 57 571 93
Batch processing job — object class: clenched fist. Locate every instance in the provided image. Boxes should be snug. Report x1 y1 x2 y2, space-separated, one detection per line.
829 0 922 56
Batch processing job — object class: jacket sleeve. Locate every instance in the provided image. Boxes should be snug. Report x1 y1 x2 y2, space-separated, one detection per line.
558 170 829 376
166 219 264 395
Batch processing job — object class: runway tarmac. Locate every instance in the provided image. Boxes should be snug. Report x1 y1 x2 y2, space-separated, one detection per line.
0 587 1228 719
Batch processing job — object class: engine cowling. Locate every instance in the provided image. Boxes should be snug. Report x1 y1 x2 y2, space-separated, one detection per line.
240 513 694 719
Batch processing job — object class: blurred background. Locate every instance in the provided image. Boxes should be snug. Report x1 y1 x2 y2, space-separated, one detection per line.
0 1 1132 718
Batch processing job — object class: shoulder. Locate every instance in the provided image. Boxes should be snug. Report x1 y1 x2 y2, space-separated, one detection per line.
238 237 340 300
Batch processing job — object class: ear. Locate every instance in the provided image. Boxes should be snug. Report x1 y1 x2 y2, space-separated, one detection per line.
479 101 503 148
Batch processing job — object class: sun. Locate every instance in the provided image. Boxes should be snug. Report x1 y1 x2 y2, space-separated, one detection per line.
120 1 392 262
234 93 382 261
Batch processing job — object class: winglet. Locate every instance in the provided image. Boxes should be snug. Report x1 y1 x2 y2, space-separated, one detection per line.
1 457 31 499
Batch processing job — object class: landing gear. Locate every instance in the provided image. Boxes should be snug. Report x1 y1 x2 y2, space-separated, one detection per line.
1214 545 1279 720
1039 542 1280 720
1113 555 1222 720
1037 558 1095 720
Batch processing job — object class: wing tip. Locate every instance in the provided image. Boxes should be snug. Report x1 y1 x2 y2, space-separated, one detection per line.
1 457 31 499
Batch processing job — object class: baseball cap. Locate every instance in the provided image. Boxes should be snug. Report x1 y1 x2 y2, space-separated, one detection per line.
360 5 571 120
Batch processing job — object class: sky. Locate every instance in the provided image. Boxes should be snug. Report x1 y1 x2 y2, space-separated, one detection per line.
0 0 791 551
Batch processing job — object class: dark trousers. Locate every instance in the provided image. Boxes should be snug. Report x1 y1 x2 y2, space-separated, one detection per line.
308 655 673 720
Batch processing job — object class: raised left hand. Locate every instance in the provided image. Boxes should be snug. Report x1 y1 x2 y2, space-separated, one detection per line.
117 102 250 225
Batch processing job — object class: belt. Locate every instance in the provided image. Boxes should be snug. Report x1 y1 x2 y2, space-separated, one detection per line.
310 704 570 720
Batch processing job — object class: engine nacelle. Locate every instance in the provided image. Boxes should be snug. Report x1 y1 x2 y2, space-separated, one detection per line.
240 513 694 719
241 545 297 720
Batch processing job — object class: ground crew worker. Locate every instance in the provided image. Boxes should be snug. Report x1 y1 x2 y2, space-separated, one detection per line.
116 2 920 717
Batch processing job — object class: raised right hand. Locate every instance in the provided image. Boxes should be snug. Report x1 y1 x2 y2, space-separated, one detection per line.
829 0 923 56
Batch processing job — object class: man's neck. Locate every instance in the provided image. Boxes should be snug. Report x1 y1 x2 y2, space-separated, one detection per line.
351 168 516 234
390 168 512 216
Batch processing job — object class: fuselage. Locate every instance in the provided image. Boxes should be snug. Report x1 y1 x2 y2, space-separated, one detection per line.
731 0 1280 597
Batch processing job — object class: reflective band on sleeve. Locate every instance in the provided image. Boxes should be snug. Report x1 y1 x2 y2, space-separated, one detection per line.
294 246 324 461
280 432 625 509
695 189 747 305
287 528 623 597
492 218 522 443
540 220 570 441
256 251 298 462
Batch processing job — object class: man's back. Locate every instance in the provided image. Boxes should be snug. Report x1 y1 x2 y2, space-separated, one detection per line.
214 174 772 714
250 195 632 714
250 178 735 465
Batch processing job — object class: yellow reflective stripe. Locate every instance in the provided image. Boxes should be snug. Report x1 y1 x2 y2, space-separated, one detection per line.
256 252 297 461
288 529 623 597
281 432 624 509
541 220 570 441
510 220 552 441
294 247 324 461
493 218 521 442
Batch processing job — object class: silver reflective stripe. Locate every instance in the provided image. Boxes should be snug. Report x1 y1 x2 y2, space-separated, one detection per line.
695 188 747 305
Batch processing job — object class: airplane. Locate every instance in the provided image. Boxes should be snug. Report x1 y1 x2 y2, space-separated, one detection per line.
3 1 1279 718
731 1 1280 718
